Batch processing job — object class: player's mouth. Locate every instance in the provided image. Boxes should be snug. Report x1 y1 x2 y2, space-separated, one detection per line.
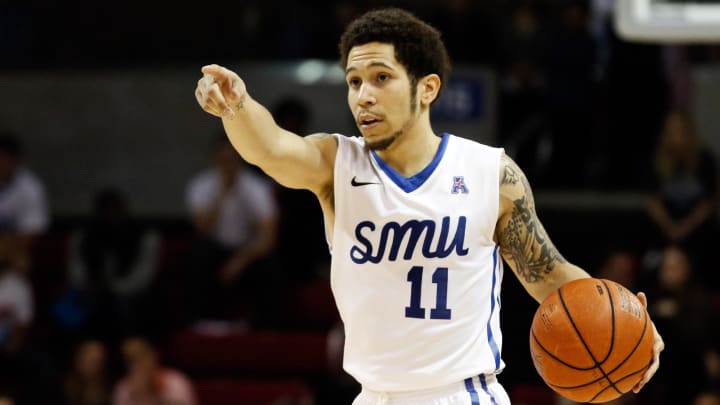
358 114 382 130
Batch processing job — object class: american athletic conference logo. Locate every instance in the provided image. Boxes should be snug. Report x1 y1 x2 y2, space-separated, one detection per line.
451 176 468 194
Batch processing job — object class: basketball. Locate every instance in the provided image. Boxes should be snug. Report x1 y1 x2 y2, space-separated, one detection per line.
529 278 654 403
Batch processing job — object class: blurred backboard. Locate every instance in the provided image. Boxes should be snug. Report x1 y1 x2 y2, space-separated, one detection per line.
615 0 720 43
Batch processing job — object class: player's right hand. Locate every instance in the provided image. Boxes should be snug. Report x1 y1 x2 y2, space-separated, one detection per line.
195 64 246 119
632 291 665 393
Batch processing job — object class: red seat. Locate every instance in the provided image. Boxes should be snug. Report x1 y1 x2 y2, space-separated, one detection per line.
166 329 331 375
156 236 193 274
194 378 313 405
284 280 340 329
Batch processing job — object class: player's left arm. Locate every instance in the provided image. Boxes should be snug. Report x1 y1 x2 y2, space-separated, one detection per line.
494 153 588 303
494 153 664 392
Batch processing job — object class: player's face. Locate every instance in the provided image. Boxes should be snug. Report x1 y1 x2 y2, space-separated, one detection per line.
345 42 420 150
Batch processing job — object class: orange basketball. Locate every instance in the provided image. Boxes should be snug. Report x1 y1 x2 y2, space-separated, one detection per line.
529 278 654 403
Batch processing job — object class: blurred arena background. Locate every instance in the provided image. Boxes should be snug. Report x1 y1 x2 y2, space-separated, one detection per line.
0 0 719 404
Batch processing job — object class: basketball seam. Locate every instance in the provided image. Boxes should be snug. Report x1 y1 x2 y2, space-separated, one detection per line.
545 362 652 390
558 285 622 396
587 365 650 402
531 329 597 371
545 377 605 390
531 280 652 394
595 284 652 392
599 280 616 365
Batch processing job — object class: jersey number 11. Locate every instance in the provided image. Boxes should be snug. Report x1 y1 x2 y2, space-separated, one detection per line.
405 266 452 320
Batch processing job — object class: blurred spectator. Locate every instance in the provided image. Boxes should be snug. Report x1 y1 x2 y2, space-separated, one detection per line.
604 20 669 188
0 233 61 405
496 3 551 180
696 391 720 405
62 188 160 338
664 45 692 111
595 249 638 290
642 246 719 404
542 0 598 188
64 339 111 405
271 0 362 59
0 236 33 356
113 336 196 405
0 373 17 405
272 3 315 58
707 350 720 395
184 135 280 325
498 3 546 79
432 0 493 64
272 98 330 284
0 132 49 274
646 110 719 285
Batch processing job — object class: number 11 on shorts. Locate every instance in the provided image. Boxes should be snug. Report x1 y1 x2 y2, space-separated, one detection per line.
405 266 452 320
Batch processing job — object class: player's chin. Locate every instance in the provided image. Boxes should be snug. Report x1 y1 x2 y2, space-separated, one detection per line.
364 134 396 151
359 128 387 148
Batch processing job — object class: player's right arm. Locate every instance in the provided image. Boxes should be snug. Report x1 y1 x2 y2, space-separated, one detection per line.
195 64 336 195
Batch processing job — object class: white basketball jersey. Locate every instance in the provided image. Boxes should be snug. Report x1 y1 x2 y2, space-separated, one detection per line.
330 133 506 392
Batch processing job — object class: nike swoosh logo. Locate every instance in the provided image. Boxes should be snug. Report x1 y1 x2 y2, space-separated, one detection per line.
351 176 381 187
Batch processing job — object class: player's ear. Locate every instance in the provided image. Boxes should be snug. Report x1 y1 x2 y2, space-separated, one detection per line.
418 74 441 107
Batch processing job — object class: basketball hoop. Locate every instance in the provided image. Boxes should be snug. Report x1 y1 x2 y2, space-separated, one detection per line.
615 0 720 43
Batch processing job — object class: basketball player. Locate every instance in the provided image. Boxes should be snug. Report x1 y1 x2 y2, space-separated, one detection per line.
194 8 664 404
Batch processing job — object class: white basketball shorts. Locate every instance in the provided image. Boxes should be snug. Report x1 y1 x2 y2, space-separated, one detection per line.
352 375 511 405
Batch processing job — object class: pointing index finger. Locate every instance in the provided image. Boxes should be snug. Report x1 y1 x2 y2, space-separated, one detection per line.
202 64 229 79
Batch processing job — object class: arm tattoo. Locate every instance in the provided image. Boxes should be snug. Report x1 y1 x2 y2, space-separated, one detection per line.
499 161 566 283
502 165 520 185
234 93 246 110
502 160 535 207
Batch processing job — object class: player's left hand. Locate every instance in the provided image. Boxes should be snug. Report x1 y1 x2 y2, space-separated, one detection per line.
632 292 665 393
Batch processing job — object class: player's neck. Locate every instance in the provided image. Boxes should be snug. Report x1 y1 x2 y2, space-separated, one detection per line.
374 118 440 177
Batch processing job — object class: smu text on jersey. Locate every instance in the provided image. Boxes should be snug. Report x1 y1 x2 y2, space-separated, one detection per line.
350 216 470 263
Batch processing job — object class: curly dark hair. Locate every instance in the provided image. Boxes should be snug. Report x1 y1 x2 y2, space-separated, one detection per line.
338 8 451 98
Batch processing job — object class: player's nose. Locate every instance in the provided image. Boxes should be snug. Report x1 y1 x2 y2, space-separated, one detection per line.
356 83 377 107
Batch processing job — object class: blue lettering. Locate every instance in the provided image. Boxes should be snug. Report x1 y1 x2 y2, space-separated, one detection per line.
428 216 451 258
350 221 375 264
450 216 469 257
349 216 469 262
386 220 435 261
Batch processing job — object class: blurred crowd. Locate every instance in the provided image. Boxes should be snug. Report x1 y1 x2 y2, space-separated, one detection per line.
1 0 720 404
3 0 720 190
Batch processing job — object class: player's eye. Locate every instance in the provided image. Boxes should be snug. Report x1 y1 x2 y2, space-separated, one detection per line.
348 78 361 88
377 73 390 82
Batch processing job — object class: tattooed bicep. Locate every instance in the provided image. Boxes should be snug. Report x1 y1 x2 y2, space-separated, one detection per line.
499 154 535 206
497 154 566 283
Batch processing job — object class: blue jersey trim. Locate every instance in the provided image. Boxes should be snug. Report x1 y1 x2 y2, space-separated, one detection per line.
370 133 449 193
479 375 498 405
464 377 480 405
486 246 502 370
